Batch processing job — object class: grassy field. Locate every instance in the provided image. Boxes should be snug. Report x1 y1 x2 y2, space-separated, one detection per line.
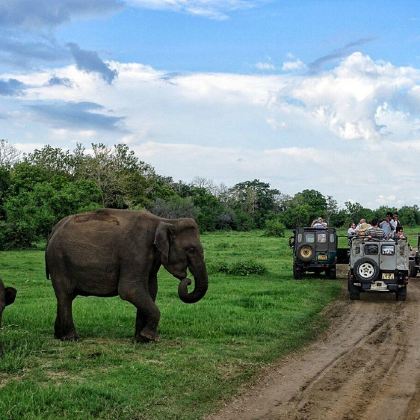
3 227 417 419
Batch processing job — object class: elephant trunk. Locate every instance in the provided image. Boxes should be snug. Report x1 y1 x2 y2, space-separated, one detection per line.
178 262 208 304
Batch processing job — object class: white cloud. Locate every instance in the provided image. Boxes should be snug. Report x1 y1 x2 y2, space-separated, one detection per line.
2 52 420 207
126 0 265 19
256 61 276 71
282 59 305 72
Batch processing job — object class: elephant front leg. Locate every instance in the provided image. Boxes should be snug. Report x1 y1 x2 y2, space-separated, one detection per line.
119 280 160 342
135 274 159 340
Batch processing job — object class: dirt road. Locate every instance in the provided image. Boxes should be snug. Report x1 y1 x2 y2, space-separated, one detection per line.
210 279 420 420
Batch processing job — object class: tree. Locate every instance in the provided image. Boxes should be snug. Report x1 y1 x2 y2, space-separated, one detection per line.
172 181 224 231
0 139 21 167
398 206 419 227
150 196 198 219
293 189 327 221
280 203 311 228
227 179 280 228
74 143 154 208
344 201 374 225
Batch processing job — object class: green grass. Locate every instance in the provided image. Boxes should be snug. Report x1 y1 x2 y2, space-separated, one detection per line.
0 230 344 419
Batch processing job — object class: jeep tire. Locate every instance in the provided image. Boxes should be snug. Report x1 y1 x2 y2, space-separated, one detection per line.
409 261 417 278
326 266 337 279
296 244 314 262
396 286 407 301
348 273 360 300
293 263 303 280
353 258 379 283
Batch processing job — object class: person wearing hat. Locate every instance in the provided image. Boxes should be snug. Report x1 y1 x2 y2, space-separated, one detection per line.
355 218 371 236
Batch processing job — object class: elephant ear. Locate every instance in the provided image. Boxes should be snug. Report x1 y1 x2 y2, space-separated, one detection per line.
154 222 175 265
5 287 17 306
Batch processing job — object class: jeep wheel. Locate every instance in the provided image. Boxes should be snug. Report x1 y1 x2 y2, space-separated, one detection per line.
296 244 314 262
348 280 360 300
353 258 379 283
348 272 360 300
396 286 407 301
293 264 303 280
326 266 336 279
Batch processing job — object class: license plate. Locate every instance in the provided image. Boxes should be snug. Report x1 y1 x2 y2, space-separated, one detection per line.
318 255 327 261
382 273 394 280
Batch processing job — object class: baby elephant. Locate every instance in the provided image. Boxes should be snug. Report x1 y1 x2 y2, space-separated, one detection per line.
0 279 17 327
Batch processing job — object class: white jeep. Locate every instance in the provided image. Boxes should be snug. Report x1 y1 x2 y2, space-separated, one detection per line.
348 237 409 301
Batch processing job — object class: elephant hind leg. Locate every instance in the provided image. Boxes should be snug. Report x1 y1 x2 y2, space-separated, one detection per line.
53 285 78 341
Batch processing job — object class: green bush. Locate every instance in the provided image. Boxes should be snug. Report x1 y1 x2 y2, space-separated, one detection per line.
212 260 267 276
264 218 286 237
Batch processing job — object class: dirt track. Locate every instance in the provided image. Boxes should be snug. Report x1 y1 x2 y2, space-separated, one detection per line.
210 278 420 420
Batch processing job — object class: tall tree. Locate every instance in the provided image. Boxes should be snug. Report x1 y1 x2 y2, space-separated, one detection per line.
227 179 280 228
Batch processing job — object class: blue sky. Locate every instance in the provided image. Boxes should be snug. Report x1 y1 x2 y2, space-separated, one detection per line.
1 0 420 207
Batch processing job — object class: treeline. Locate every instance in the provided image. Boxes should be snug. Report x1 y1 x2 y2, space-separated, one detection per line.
0 140 419 249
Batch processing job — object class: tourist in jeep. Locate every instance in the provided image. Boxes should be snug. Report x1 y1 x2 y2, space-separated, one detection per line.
391 211 402 231
365 219 384 239
311 217 327 228
355 219 371 236
380 212 394 239
347 222 356 237
395 226 406 239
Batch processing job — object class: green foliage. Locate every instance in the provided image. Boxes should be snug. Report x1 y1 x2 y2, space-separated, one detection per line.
398 205 420 226
150 196 198 219
280 203 311 228
227 179 280 229
264 218 286 237
0 140 419 248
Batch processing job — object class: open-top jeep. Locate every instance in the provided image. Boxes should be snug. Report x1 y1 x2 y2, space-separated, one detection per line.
289 227 339 279
348 237 409 301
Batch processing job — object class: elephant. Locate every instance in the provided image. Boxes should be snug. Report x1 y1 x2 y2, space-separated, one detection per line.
0 278 17 328
45 209 208 342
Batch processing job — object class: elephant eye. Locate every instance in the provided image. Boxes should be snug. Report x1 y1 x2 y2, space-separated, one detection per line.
187 247 196 253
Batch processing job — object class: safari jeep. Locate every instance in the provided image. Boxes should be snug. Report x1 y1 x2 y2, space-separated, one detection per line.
348 237 409 301
289 227 338 279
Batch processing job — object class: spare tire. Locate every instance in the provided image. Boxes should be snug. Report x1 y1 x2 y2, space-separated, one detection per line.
297 244 314 262
353 257 379 282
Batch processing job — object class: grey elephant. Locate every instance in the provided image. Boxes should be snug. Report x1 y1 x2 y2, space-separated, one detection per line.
45 209 208 342
0 278 17 327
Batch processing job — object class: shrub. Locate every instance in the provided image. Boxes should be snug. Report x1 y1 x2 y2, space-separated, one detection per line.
212 260 267 276
264 218 286 237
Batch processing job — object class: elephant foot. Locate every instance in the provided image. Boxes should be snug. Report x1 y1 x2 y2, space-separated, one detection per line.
136 329 159 343
55 331 79 341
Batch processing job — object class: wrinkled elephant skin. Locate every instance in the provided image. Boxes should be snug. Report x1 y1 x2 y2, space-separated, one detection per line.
45 209 208 342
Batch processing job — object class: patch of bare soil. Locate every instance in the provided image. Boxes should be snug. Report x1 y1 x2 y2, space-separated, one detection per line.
209 278 420 420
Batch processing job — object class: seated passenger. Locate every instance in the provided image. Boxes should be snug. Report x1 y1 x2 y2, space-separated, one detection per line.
355 219 371 236
395 226 406 239
365 219 385 239
311 217 327 228
379 212 394 239
347 222 356 237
